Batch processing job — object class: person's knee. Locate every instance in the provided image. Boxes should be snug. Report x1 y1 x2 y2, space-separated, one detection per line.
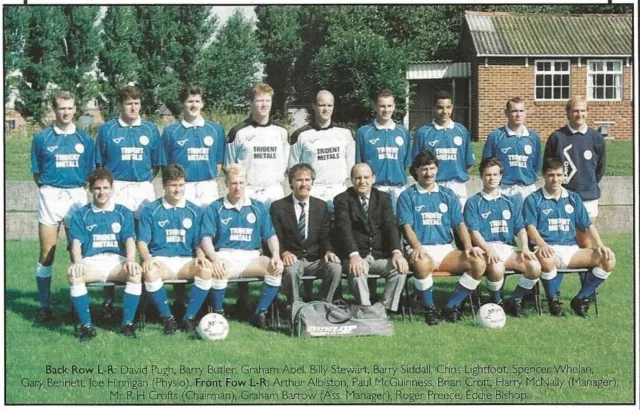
485 264 505 281
411 258 433 279
194 264 212 280
524 260 541 279
537 255 556 272
468 255 486 277
601 253 616 272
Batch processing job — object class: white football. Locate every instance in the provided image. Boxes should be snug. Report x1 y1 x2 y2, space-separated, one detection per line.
197 313 229 341
475 303 506 329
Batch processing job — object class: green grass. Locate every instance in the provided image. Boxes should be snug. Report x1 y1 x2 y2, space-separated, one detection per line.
4 234 634 404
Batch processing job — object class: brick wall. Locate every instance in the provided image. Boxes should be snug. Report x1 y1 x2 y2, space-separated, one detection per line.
476 57 633 140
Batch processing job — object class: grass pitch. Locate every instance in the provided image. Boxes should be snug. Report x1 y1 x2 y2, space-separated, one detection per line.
4 234 634 404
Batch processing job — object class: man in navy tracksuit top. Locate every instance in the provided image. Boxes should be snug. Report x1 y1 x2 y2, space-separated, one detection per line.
543 96 606 249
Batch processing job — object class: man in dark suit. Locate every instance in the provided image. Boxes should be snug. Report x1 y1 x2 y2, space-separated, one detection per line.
334 163 409 311
270 163 342 307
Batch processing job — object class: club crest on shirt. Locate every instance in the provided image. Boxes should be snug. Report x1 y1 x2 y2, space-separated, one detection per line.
481 211 491 219
428 140 439 147
221 217 232 225
177 139 188 147
246 213 256 224
75 144 85 154
139 135 150 146
395 136 404 146
415 205 425 212
112 137 124 144
111 222 121 233
502 209 511 220
439 203 448 213
453 136 463 146
542 209 553 216
565 204 574 214
368 138 380 145
47 146 59 152
524 145 533 155
158 219 169 228
583 150 593 160
204 136 214 146
183 218 193 229
86 224 97 232
501 147 512 154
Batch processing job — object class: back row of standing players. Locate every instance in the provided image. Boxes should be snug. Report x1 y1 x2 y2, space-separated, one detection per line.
31 83 608 328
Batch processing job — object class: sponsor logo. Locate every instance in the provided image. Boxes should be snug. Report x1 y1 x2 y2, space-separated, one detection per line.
542 209 553 216
415 205 425 212
481 211 491 219
158 219 169 228
307 325 358 336
368 138 380 145
86 224 97 232
47 146 59 152
308 138 319 144
221 217 232 225
246 134 256 141
112 137 124 144
562 144 577 184
177 139 188 147
111 222 121 233
427 140 439 147
501 147 512 154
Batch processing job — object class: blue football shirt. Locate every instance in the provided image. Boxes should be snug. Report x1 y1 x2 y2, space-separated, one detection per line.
464 191 524 246
482 126 542 186
355 120 411 186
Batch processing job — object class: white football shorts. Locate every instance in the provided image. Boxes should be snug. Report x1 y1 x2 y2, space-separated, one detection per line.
38 185 88 228
112 180 156 218
215 249 261 278
246 184 285 209
153 256 193 279
82 253 126 282
184 180 220 208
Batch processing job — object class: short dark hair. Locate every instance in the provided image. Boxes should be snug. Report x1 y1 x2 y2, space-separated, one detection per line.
505 96 525 111
479 157 504 176
117 85 141 104
377 89 395 102
434 90 452 104
88 168 114 189
52 91 75 109
410 150 439 180
288 163 316 185
162 164 186 185
179 85 204 103
542 157 565 174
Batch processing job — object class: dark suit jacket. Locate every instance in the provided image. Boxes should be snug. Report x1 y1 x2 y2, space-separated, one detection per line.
333 187 401 260
270 194 334 261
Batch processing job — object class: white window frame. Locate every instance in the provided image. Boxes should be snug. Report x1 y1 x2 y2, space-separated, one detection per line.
534 59 571 101
587 59 623 101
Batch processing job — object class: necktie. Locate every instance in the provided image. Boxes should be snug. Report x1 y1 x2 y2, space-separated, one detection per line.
360 194 369 213
298 202 307 240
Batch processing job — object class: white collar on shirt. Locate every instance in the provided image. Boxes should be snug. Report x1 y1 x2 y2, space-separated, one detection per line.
416 183 440 194
292 195 309 207
567 124 589 134
118 116 142 127
542 186 569 200
181 117 205 128
505 124 530 137
162 196 186 209
481 190 502 201
374 119 396 130
432 120 454 130
223 195 252 210
53 124 77 135
91 200 116 213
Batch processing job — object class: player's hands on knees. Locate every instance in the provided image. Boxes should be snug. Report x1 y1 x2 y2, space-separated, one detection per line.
68 263 86 280
141 258 157 275
124 260 142 277
537 242 554 259
349 254 365 277
282 251 298 266
324 251 340 264
485 249 501 265
410 247 427 264
392 253 409 274
596 245 614 261
270 257 284 276
466 246 485 259
210 259 225 279
196 256 213 270
520 249 537 261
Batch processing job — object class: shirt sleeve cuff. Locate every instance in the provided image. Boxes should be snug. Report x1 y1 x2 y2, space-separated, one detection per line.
349 251 359 258
391 249 402 256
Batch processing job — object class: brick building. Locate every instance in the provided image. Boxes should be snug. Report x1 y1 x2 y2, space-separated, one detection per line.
405 11 633 141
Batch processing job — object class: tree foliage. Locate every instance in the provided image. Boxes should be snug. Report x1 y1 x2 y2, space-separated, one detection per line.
3 7 29 102
197 9 262 112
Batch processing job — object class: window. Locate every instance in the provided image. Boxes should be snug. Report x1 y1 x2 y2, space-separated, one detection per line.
535 60 570 100
587 60 623 100
5 119 16 130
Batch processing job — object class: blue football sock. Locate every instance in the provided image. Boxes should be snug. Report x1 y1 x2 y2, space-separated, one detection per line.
576 271 605 299
419 287 435 308
553 274 564 293
510 285 529 300
184 285 210 320
210 288 227 312
490 289 503 304
121 291 140 326
36 276 52 309
103 286 115 305
148 287 173 318
446 283 472 309
255 284 279 314
72 294 91 325
542 278 558 300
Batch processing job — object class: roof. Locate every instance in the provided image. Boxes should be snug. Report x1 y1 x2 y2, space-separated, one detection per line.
465 11 632 57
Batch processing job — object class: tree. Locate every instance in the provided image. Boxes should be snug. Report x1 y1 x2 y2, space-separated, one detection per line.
97 6 142 120
312 28 408 126
14 7 67 124
59 6 101 114
255 6 303 116
197 9 262 112
3 7 29 103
